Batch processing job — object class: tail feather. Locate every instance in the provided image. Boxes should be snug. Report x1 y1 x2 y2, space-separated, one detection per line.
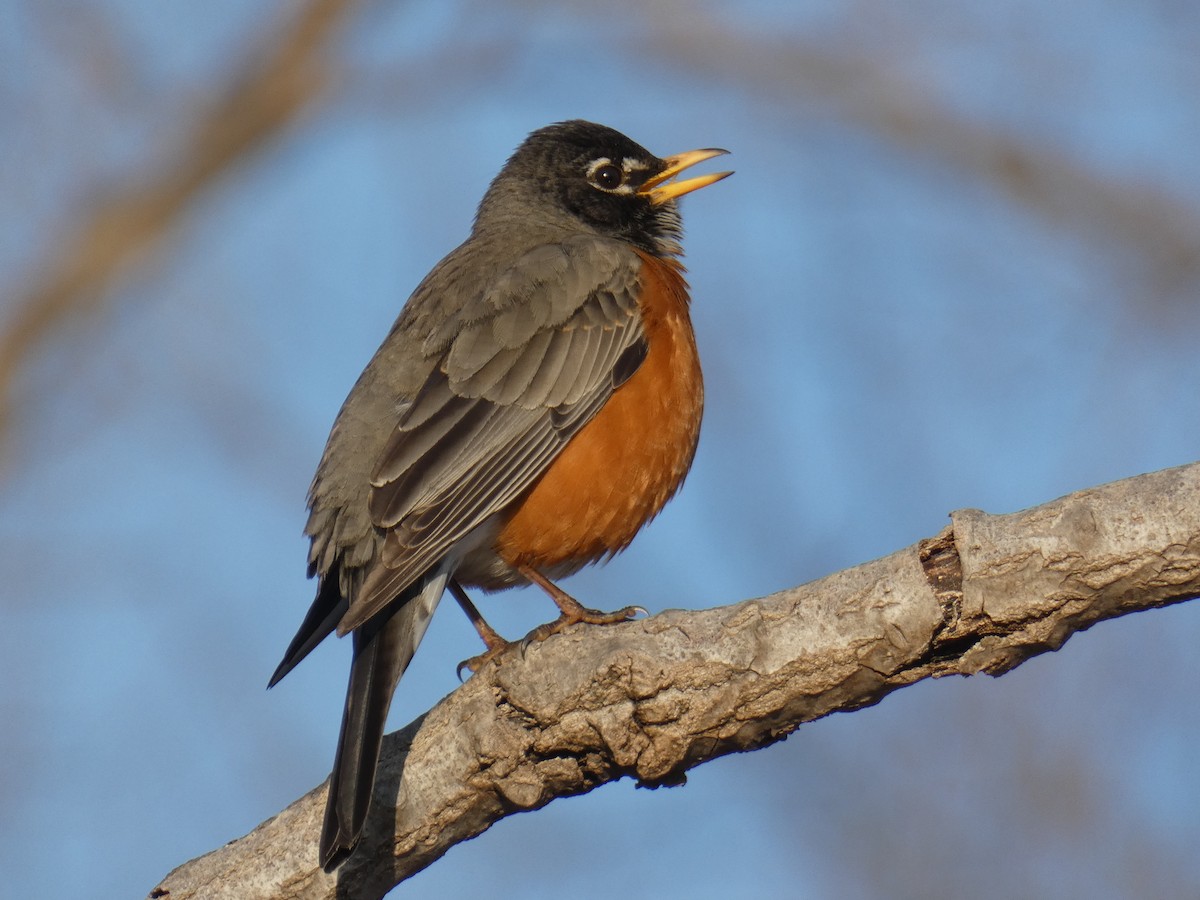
319 571 447 871
268 573 347 689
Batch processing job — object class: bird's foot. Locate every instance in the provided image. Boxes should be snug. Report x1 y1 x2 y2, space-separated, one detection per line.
515 563 648 652
456 640 516 681
451 579 517 680
519 601 647 653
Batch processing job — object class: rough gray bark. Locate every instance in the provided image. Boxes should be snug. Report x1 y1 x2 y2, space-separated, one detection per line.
151 461 1200 900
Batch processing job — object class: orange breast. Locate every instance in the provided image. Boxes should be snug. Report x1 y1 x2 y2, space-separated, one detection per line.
493 254 703 571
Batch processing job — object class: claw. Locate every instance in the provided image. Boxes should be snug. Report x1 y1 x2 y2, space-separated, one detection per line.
456 643 510 680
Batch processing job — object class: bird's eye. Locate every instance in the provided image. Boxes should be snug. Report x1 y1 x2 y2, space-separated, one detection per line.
591 163 624 191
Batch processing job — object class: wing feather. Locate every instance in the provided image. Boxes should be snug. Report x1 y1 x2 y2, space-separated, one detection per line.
339 237 649 633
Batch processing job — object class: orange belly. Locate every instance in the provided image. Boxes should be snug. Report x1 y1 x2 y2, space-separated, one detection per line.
493 255 703 570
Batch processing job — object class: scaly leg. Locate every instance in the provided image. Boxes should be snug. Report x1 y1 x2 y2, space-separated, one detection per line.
451 579 512 678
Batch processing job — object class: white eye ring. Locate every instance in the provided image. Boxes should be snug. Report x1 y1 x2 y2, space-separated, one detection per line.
587 158 630 193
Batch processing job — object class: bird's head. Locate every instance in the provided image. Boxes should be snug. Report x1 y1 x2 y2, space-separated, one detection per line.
475 120 731 257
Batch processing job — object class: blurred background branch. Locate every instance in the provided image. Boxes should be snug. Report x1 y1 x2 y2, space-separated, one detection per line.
0 0 358 451
633 8 1200 308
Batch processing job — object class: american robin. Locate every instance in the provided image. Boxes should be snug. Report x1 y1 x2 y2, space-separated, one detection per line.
269 120 731 870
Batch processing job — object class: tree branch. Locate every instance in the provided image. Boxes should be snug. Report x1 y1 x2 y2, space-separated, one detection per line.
151 461 1200 900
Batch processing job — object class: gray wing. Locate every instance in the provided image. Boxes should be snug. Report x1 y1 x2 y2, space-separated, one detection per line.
336 236 649 634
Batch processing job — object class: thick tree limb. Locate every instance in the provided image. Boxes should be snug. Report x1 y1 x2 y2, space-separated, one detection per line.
151 461 1200 900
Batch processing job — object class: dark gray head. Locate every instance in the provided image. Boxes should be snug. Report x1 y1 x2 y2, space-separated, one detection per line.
474 120 730 257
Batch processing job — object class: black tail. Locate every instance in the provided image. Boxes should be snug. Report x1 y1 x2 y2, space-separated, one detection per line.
268 573 346 689
319 574 445 871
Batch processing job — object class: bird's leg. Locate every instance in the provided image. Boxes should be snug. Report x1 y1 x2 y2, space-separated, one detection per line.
451 579 513 678
518 564 646 647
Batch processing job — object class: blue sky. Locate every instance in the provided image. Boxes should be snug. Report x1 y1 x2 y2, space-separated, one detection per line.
2 2 1199 897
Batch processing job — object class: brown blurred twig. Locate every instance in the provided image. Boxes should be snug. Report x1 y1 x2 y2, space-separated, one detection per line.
0 0 360 447
632 6 1200 303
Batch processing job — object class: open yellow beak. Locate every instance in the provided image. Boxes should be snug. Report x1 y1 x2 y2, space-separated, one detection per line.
639 148 733 205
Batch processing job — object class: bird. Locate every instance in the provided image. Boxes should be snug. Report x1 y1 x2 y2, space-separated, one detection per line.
268 120 731 871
